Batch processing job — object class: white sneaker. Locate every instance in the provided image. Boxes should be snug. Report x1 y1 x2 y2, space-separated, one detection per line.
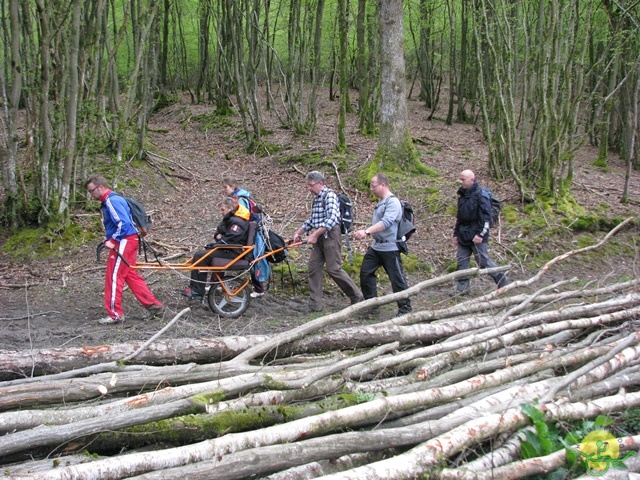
98 316 123 325
250 292 265 298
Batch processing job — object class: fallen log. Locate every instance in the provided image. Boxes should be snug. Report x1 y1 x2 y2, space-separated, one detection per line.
315 392 640 480
1 222 637 480
0 335 270 382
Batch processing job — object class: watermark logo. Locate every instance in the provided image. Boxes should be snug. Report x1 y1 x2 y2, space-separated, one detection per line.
578 430 636 476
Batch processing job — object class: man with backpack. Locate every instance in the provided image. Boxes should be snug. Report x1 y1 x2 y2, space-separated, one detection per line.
292 171 363 313
353 173 412 317
86 175 164 325
452 169 510 295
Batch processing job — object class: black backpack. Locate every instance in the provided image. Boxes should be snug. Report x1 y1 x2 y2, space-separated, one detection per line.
322 191 354 234
113 193 152 237
479 187 502 227
337 193 354 234
390 196 416 255
265 229 288 264
321 190 355 263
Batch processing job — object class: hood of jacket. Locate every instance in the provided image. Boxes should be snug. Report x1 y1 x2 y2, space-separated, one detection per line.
234 203 251 221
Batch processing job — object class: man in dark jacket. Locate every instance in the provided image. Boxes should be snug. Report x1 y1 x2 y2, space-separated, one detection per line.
453 170 510 295
181 197 252 301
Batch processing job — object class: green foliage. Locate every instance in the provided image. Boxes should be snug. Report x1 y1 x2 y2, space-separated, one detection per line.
193 112 237 132
566 215 626 233
520 404 560 458
443 258 458 274
401 253 429 274
519 403 620 478
1 223 99 261
592 157 609 170
278 151 325 166
620 407 640 433
352 391 376 403
501 205 519 224
372 143 432 176
246 140 282 157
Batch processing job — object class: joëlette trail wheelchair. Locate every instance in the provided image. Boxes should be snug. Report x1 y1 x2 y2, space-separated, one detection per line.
130 221 298 318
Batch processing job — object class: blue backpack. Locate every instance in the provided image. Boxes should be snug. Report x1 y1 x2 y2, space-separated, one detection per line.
252 230 271 282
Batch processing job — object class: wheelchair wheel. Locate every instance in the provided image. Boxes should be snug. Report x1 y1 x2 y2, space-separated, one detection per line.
207 279 250 318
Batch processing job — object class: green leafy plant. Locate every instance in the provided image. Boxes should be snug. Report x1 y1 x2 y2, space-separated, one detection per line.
520 403 561 459
520 403 617 478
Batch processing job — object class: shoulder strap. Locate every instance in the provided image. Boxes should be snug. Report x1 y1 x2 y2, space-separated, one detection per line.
321 188 337 206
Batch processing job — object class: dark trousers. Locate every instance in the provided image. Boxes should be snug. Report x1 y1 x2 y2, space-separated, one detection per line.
456 241 507 287
360 247 411 313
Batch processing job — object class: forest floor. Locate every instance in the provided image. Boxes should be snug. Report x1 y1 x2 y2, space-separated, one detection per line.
0 91 639 353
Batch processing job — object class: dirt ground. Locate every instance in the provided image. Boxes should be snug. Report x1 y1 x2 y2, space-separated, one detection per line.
1 93 639 353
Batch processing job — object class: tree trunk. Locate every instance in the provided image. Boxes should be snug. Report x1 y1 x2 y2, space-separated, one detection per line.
0 335 269 381
308 0 325 134
356 0 379 135
57 0 82 218
376 0 421 173
34 0 54 221
0 0 23 228
336 0 348 150
445 0 456 125
196 0 211 103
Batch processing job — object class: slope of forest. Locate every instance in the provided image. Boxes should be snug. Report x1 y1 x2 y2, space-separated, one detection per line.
0 91 639 479
0 91 638 350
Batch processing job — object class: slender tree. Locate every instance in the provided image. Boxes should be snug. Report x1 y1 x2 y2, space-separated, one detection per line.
0 0 23 227
444 0 456 125
456 0 476 123
355 0 380 135
308 0 326 134
416 0 442 115
58 0 82 217
375 0 422 172
229 0 264 148
474 0 591 200
195 0 212 103
336 0 348 150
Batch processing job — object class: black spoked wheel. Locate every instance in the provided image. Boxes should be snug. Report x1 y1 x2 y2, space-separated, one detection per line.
207 279 250 318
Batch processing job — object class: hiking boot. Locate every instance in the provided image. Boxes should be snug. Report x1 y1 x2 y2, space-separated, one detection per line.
295 304 323 314
250 291 265 298
497 275 512 289
98 316 123 325
450 281 471 297
448 289 471 298
180 288 203 302
144 304 165 319
357 306 380 320
396 307 412 318
351 296 365 305
360 306 380 317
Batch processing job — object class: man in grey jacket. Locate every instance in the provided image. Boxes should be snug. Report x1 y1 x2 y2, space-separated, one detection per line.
353 173 412 317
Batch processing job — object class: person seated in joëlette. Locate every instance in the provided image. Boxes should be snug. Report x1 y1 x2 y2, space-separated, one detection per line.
181 197 263 301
